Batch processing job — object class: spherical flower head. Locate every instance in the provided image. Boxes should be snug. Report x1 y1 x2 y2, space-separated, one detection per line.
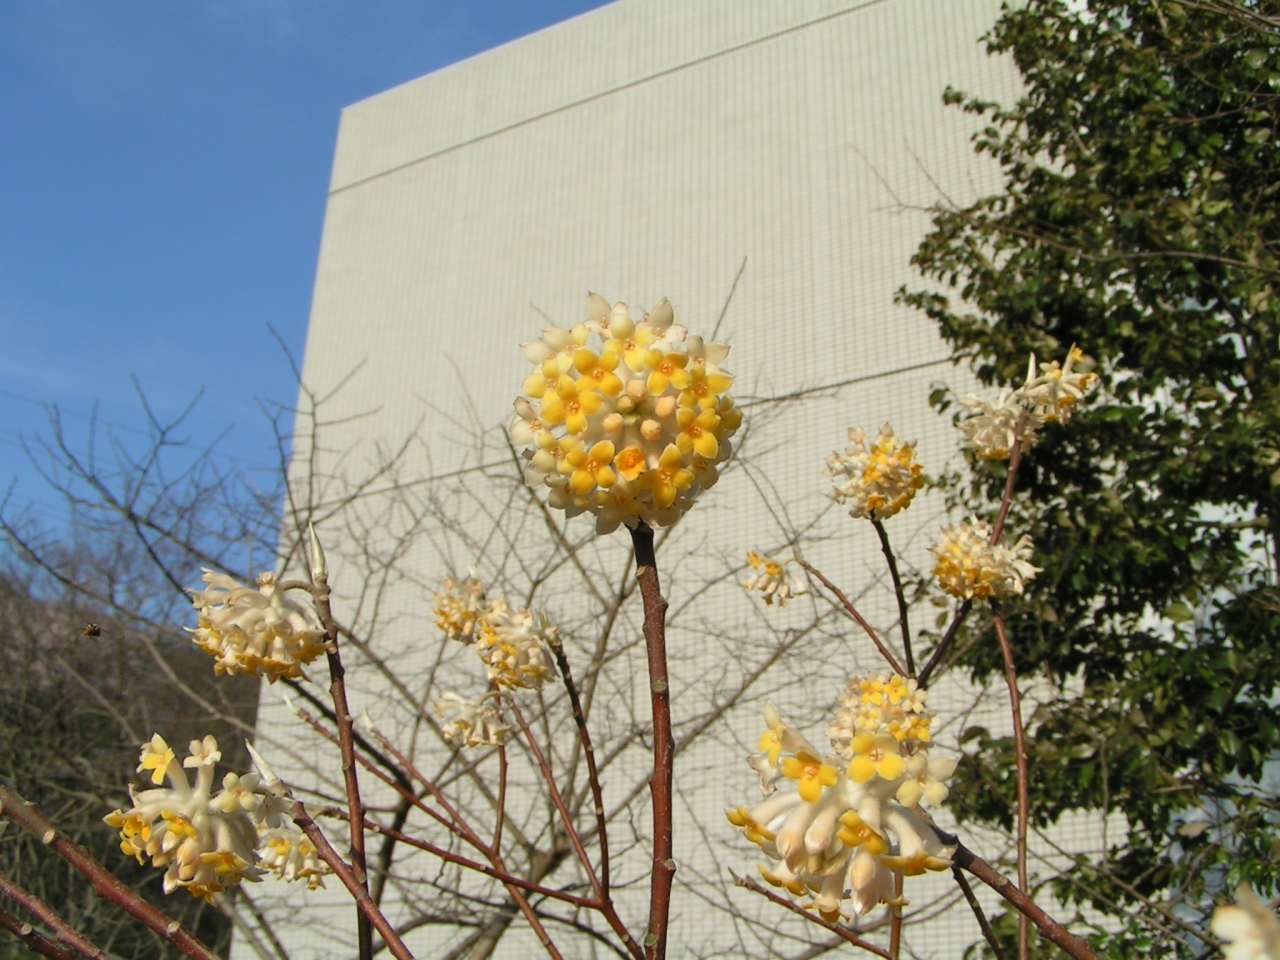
1213 885 1280 960
513 294 739 533
434 576 489 643
436 690 510 747
435 577 557 691
186 570 330 683
824 424 924 521
105 734 267 901
932 518 1039 600
743 550 809 607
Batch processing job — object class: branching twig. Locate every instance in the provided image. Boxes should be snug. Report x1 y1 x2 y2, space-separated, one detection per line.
0 904 77 960
953 866 1009 960
799 561 906 675
0 873 109 960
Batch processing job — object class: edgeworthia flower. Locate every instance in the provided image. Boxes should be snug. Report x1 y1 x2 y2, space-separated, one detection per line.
932 518 1039 601
743 550 809 607
186 570 330 682
824 424 924 521
729 681 957 922
1212 885 1280 960
513 294 742 533
436 691 510 747
433 576 556 691
104 735 326 900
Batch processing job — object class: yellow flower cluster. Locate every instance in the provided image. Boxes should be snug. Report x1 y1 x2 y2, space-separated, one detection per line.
433 577 554 691
513 294 741 533
824 424 924 521
729 695 956 922
932 518 1039 600
186 570 331 682
105 735 327 901
743 550 808 607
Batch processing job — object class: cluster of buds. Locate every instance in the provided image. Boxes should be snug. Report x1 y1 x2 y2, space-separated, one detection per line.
434 576 555 691
960 348 1098 460
932 518 1039 601
824 424 924 521
512 294 742 533
186 570 331 682
743 550 809 607
729 678 957 922
105 735 326 900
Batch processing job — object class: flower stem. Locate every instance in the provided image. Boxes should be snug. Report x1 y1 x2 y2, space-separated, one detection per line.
872 519 914 675
630 522 675 960
991 609 1029 960
953 866 1008 960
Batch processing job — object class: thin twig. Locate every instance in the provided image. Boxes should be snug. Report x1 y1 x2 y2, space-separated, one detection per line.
889 872 903 958
872 519 913 674
0 874 109 960
731 874 891 958
916 600 973 686
0 786 222 960
0 904 77 960
799 561 906 675
992 610 1030 960
631 523 675 960
953 866 1009 960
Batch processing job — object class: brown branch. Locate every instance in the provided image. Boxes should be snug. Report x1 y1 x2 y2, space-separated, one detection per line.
0 874 106 960
989 438 1023 545
731 874 891 958
953 866 1009 960
630 523 675 960
289 802 414 960
889 873 903 958
951 843 1098 960
309 569 373 960
992 611 1030 960
916 600 973 686
872 519 914 675
798 561 906 675
0 904 77 960
0 785 222 960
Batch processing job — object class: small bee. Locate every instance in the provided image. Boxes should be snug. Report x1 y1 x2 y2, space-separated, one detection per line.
80 623 103 639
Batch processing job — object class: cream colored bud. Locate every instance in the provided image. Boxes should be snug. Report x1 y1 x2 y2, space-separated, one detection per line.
307 523 328 582
602 412 623 433
654 395 676 418
641 419 662 441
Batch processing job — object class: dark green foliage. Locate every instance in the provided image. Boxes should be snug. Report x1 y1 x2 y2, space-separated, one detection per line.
901 0 1280 954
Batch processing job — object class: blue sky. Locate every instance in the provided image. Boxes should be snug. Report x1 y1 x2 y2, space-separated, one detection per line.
0 0 611 528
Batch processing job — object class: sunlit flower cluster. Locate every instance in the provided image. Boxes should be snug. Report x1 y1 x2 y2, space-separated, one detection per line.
730 688 957 922
932 518 1039 600
186 570 330 682
1212 885 1280 960
105 735 326 900
512 294 742 533
824 424 924 521
434 577 556 691
743 550 809 607
436 690 510 747
959 348 1098 460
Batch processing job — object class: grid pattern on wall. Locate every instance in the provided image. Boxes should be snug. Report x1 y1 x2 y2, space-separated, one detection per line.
239 3 1109 957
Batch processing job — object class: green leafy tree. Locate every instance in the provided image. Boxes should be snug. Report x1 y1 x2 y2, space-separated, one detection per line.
901 0 1280 955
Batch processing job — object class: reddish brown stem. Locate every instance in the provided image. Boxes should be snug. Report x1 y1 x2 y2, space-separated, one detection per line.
0 786 221 960
950 842 1098 960
289 802 414 960
872 519 914 675
311 575 373 960
799 561 906 676
0 873 108 960
631 523 675 960
732 874 891 958
0 904 77 960
916 600 973 686
952 867 1009 960
991 611 1030 960
889 873 903 958
989 437 1024 545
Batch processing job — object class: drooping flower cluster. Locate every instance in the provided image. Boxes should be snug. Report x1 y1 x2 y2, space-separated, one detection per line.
187 570 331 682
1213 885 1280 960
436 690 510 747
434 577 555 692
743 550 809 607
931 518 1039 600
959 348 1098 460
512 294 742 533
729 682 957 922
105 735 326 900
824 424 924 521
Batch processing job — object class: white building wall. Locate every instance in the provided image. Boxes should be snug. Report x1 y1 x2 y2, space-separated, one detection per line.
241 3 1096 958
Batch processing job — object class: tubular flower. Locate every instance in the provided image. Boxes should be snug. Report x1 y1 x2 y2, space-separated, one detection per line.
824 424 924 521
436 690 510 747
729 698 955 922
932 518 1039 600
958 348 1098 460
743 550 809 607
513 295 739 533
434 577 557 691
1213 885 1280 960
257 826 326 889
186 570 330 683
